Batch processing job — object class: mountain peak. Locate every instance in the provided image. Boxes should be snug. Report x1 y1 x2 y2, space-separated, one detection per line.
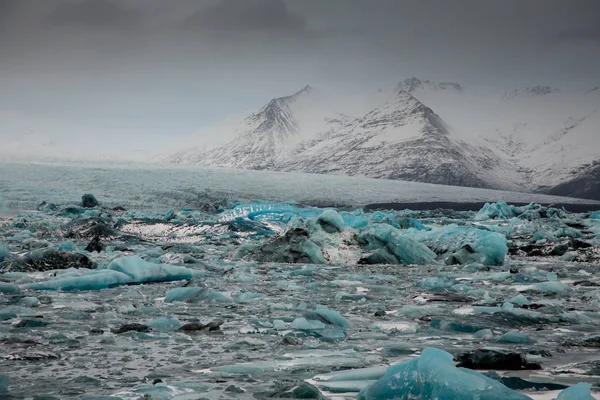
394 77 464 95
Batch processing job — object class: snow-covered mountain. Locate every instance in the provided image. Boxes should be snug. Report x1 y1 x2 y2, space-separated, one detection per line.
162 78 600 199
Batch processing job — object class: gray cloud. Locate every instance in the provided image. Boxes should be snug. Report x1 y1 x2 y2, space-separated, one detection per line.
0 0 599 154
185 0 305 32
45 0 141 28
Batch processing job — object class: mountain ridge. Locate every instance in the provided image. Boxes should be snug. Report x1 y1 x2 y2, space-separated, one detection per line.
161 78 600 200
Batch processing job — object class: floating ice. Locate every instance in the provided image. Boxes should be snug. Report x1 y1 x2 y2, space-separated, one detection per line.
304 305 351 328
317 209 345 233
555 383 595 400
495 331 537 344
413 225 508 266
0 243 9 262
0 282 21 295
358 224 436 265
26 270 132 291
146 317 181 332
104 256 193 284
164 287 230 303
357 348 532 400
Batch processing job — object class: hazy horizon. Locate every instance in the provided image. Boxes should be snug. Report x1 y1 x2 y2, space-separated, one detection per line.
1 0 599 160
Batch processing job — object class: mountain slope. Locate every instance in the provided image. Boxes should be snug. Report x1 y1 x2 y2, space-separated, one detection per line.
162 78 600 199
280 91 525 191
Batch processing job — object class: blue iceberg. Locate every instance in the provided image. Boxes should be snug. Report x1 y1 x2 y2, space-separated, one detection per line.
556 383 595 400
413 225 508 266
26 270 133 291
317 209 345 233
105 256 193 284
357 348 531 400
164 287 230 303
358 224 436 265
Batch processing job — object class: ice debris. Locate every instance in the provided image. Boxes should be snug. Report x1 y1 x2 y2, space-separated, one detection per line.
357 348 532 400
413 225 508 266
358 224 436 265
104 256 193 284
0 243 9 262
164 287 230 303
25 270 132 291
555 383 595 400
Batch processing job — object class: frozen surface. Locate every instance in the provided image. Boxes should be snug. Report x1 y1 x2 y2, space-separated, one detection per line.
0 163 598 214
357 348 532 400
0 171 599 399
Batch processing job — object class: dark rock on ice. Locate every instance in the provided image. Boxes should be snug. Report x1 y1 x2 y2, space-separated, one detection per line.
13 319 49 328
359 248 400 265
374 310 387 317
1 248 93 272
65 218 117 240
89 328 105 335
152 378 163 385
257 381 325 399
573 280 600 287
36 201 59 213
455 349 542 370
85 237 104 253
81 194 99 208
483 371 567 391
111 323 151 334
6 351 60 361
582 336 600 348
178 320 223 332
0 337 41 348
112 206 127 212
547 243 569 256
246 228 326 264
225 384 245 393
280 337 304 346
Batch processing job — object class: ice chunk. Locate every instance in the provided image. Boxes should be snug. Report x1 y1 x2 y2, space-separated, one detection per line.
358 224 436 265
146 317 181 332
304 306 351 328
164 287 230 303
0 243 9 262
555 383 595 400
317 209 345 233
589 211 600 220
495 331 536 344
413 225 508 266
18 297 40 308
476 200 516 220
357 348 532 400
0 282 21 295
291 317 326 331
105 256 192 284
508 295 531 306
26 270 132 291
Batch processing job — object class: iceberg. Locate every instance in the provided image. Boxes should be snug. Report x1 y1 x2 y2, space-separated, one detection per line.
0 243 9 262
105 256 193 284
357 348 532 400
26 270 133 291
164 287 230 303
555 383 595 400
358 224 436 265
317 209 345 233
413 225 508 266
0 282 21 295
304 305 351 328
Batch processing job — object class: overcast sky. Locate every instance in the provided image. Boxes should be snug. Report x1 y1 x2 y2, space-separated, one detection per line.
1 0 599 156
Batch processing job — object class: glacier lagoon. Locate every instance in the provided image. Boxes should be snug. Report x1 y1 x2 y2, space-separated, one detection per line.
0 162 600 399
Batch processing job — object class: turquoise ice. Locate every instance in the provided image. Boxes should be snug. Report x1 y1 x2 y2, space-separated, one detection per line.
357 348 532 400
